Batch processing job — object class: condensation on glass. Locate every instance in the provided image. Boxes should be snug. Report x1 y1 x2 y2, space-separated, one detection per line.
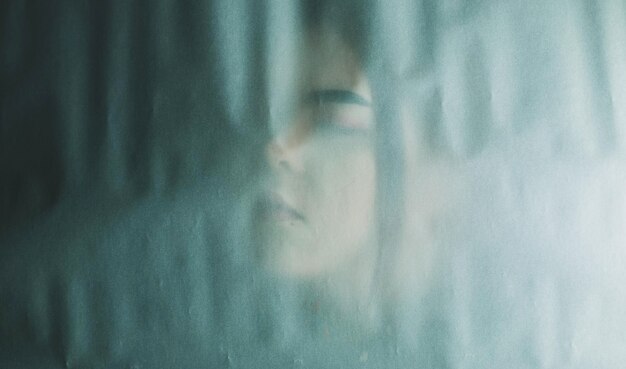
0 0 625 368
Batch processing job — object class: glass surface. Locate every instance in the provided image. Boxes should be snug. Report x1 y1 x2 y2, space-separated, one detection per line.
1 1 625 368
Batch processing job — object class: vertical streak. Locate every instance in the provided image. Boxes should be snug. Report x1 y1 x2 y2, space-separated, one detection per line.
598 0 626 152
213 0 253 132
58 1 90 191
104 0 132 192
265 0 302 135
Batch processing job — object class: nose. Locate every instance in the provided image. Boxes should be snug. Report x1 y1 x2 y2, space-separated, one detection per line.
265 125 308 173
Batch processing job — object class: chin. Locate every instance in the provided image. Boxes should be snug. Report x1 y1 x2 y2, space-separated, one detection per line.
255 230 315 275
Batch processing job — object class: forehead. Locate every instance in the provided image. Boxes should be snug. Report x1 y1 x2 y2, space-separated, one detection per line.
301 28 372 101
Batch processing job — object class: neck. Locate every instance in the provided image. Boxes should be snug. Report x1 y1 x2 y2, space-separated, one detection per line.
303 246 381 337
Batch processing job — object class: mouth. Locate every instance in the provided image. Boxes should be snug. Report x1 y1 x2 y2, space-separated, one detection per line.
257 192 306 222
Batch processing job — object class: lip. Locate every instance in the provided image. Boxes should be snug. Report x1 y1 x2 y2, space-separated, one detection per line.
257 192 305 222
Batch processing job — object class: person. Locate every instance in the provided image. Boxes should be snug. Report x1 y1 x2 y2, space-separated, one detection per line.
224 1 446 350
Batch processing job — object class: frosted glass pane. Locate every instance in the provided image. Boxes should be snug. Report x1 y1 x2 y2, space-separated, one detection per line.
1 1 625 368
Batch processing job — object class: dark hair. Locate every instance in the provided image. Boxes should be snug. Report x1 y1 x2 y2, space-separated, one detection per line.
301 1 373 61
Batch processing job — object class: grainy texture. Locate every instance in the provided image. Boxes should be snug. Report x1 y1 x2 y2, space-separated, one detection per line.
1 1 625 368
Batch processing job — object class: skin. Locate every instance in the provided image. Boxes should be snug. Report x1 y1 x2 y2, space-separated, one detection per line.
254 28 377 281
243 24 445 340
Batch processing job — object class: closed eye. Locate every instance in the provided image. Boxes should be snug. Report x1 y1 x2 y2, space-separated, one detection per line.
306 89 374 133
307 89 372 107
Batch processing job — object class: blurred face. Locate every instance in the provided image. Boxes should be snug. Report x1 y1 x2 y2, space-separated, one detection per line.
254 29 377 278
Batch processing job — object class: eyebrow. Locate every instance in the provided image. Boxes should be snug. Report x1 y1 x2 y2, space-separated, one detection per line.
307 89 372 107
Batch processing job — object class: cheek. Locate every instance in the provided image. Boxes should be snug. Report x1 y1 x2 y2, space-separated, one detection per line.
331 154 376 231
303 140 377 263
